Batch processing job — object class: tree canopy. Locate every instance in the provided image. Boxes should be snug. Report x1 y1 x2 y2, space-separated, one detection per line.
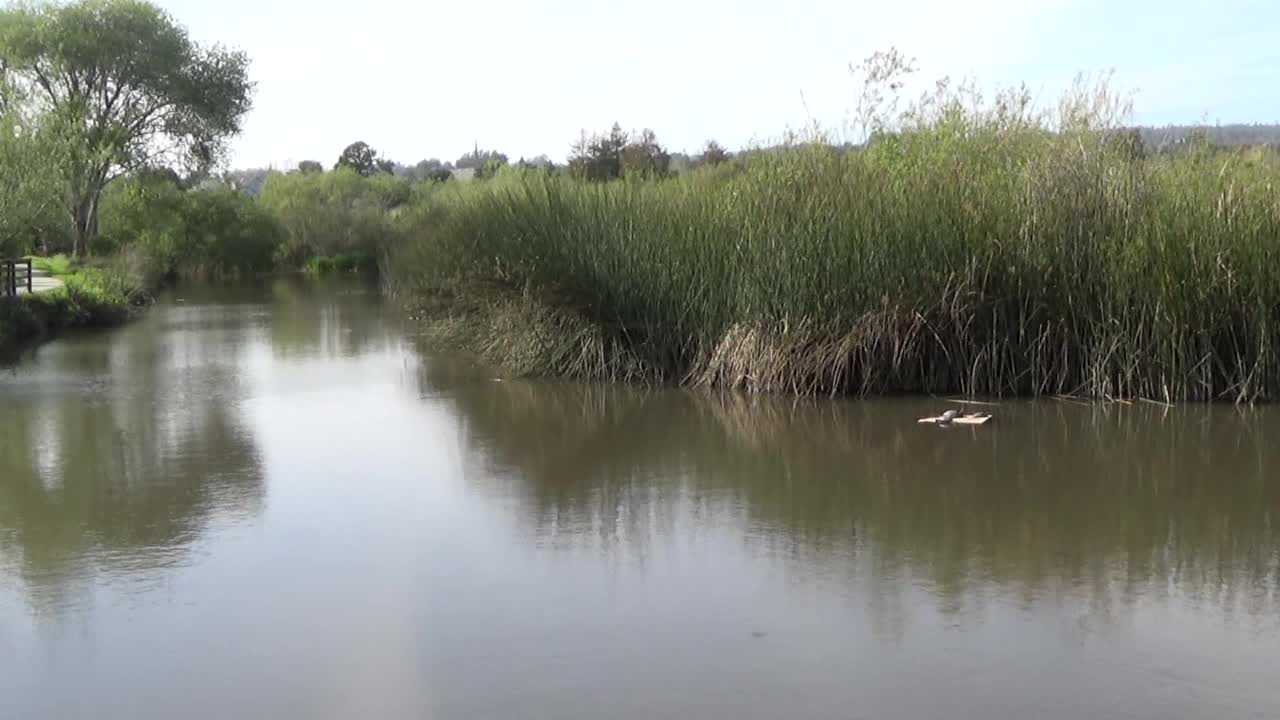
394 158 454 183
698 140 731 167
621 129 669 178
0 0 253 255
569 124 628 181
0 107 65 256
570 124 670 181
336 141 393 176
454 147 507 171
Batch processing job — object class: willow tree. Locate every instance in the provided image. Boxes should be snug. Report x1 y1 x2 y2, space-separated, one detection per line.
0 0 253 256
0 104 64 256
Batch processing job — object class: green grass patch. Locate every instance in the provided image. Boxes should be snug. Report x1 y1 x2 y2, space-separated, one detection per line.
303 255 336 275
304 252 376 276
28 253 74 277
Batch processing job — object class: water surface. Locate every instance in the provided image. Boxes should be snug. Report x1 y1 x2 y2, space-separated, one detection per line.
2 280 1279 719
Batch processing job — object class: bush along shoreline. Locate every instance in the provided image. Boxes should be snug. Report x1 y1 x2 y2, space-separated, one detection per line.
387 100 1280 403
0 254 157 358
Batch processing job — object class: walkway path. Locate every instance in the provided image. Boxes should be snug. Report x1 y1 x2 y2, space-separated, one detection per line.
3 260 65 297
17 267 65 294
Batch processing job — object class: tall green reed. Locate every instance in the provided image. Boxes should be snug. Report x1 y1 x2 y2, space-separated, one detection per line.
390 93 1280 402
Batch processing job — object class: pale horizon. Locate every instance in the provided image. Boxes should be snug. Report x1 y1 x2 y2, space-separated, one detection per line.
160 0 1280 170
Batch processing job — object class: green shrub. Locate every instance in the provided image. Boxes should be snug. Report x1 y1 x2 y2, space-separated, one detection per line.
258 168 406 269
303 252 376 276
303 255 336 275
30 254 73 277
178 188 283 276
98 175 284 278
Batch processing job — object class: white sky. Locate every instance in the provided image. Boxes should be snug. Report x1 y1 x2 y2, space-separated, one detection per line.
160 0 1280 169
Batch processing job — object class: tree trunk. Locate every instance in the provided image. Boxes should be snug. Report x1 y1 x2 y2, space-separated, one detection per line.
70 191 100 258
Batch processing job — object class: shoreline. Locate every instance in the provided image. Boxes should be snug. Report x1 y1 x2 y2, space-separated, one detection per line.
397 287 1274 405
0 260 156 360
0 288 144 360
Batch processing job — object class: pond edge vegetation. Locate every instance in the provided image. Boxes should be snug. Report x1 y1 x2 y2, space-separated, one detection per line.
387 61 1280 404
0 254 154 355
4 2 1280 405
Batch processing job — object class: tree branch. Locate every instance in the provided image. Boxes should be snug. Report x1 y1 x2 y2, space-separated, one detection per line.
30 62 59 106
95 80 126 130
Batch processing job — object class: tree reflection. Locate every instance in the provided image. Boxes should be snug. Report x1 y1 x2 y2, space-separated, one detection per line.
0 300 265 614
265 277 394 360
427 361 1280 620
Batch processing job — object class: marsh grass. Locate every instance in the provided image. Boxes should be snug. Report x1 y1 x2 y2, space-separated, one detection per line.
390 82 1280 402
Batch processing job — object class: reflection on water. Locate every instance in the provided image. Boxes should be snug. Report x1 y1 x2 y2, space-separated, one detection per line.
424 366 1280 718
0 303 265 614
438 368 1280 624
0 278 396 617
2 279 1280 720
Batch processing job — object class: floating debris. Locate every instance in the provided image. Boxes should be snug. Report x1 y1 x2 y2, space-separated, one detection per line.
918 409 994 426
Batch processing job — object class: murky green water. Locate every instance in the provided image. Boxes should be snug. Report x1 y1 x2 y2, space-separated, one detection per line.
2 280 1279 719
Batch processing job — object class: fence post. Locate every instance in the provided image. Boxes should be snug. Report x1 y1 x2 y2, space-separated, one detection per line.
25 259 32 293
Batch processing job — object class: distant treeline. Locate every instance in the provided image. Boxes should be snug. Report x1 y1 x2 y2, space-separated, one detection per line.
219 131 732 196
1137 123 1280 150
218 124 1280 197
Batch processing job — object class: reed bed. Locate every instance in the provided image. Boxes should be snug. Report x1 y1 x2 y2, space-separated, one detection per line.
390 105 1280 402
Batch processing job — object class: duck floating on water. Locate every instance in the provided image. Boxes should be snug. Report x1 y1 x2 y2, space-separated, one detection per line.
918 409 994 426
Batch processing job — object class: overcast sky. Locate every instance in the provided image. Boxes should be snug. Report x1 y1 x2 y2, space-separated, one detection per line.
159 0 1280 169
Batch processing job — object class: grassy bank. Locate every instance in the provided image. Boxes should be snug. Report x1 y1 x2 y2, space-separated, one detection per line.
303 252 378 276
0 254 155 356
389 111 1280 402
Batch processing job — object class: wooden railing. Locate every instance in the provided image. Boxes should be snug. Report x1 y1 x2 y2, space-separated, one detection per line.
2 258 33 298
